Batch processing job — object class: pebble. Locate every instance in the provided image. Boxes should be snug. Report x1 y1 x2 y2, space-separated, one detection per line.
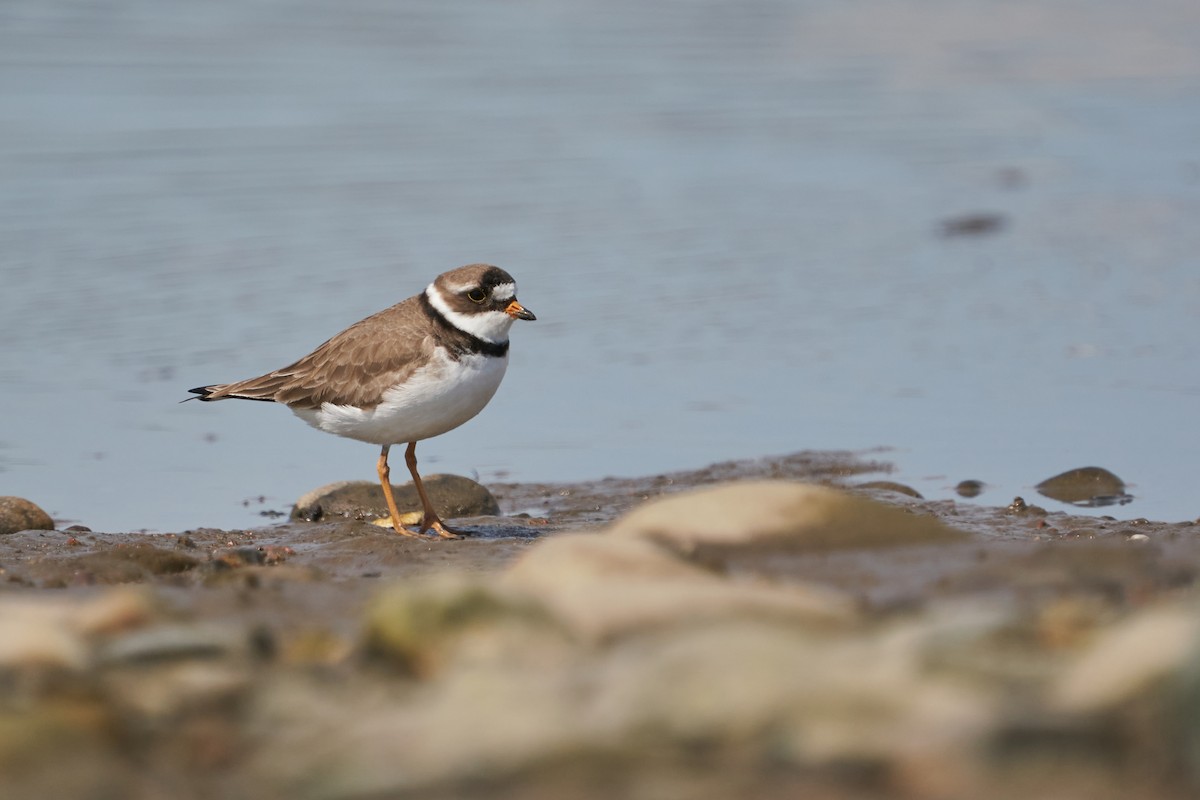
955 480 986 498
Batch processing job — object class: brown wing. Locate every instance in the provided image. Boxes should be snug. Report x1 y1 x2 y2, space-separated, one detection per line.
192 296 436 410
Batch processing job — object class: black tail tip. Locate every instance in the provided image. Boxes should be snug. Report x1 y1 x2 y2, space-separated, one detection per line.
183 385 216 403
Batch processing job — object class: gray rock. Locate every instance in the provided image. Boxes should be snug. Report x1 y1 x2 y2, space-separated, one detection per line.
0 496 54 535
292 474 500 523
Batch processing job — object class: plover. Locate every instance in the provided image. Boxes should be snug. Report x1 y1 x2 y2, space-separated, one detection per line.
188 264 535 538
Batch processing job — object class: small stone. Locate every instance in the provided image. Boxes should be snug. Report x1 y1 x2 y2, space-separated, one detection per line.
211 547 265 569
0 496 55 535
955 480 985 498
1006 496 1047 515
210 545 292 569
292 475 500 523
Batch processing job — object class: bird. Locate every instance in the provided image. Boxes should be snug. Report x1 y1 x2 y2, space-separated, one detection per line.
187 264 536 538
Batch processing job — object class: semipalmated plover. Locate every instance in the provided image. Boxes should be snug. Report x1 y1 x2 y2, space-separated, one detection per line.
188 264 535 538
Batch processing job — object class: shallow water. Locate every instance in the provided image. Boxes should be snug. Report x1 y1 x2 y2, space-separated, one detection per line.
2 1 1198 531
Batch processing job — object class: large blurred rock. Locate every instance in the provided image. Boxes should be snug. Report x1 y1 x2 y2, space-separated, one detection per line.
363 577 570 678
262 593 996 799
501 533 857 642
292 474 500 523
609 481 966 554
587 617 996 769
0 589 155 679
1050 606 1200 713
0 496 54 535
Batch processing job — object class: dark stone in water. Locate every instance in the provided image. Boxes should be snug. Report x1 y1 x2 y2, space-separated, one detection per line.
955 480 985 498
1036 467 1133 508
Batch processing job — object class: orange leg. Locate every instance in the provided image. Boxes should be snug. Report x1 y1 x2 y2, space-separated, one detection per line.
404 441 464 539
377 445 420 537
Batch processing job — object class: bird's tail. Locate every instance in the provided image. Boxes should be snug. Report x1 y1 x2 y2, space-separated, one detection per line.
183 381 282 404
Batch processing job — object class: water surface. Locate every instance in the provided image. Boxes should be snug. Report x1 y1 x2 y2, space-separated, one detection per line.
2 1 1198 530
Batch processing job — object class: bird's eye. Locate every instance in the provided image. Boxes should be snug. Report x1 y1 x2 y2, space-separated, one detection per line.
467 288 487 304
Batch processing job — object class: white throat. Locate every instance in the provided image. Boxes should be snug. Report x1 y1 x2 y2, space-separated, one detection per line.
425 283 515 344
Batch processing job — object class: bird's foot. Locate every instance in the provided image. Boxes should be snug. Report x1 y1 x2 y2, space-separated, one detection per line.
371 514 424 537
420 516 468 540
370 512 467 539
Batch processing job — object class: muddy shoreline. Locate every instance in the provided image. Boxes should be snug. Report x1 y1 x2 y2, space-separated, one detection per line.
2 451 1199 799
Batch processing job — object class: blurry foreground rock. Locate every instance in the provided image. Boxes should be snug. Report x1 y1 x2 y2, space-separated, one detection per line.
0 496 54 534
0 588 263 798
500 532 858 643
292 475 499 523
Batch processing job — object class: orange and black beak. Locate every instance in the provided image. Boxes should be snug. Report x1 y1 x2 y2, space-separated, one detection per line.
505 300 536 321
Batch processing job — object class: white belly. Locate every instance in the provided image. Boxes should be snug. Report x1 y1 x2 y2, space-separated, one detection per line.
291 351 509 446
